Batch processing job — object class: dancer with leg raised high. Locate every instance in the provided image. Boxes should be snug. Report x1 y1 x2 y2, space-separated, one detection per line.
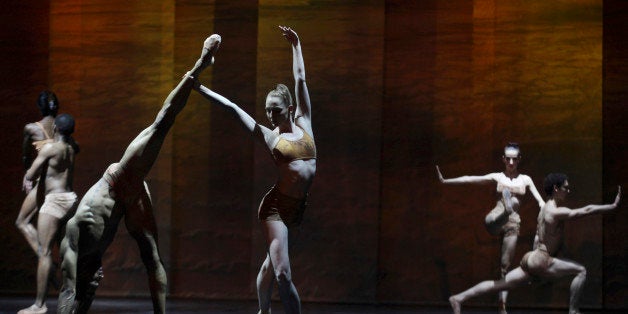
56 34 221 314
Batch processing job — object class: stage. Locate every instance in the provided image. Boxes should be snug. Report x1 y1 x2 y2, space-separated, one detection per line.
0 296 622 314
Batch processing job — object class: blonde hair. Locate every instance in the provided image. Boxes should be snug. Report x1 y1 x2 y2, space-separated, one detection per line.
267 84 293 113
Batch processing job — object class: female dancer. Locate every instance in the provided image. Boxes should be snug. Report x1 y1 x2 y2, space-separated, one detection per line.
436 143 544 314
193 26 314 314
17 91 60 254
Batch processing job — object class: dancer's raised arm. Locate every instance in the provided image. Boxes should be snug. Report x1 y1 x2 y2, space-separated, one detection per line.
280 26 312 129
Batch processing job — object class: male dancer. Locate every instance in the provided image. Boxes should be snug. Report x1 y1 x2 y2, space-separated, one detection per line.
20 114 78 314
449 173 621 314
57 34 221 314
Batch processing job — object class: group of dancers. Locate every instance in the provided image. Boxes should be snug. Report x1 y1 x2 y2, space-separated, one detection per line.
17 26 313 314
438 144 621 314
14 26 620 314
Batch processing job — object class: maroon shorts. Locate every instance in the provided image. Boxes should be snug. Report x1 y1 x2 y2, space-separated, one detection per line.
258 186 307 227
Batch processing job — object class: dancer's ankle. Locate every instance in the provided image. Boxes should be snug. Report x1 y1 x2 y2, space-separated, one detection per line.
502 189 514 214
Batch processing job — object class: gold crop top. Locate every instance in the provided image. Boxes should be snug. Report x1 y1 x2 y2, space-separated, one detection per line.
272 127 317 162
32 122 54 151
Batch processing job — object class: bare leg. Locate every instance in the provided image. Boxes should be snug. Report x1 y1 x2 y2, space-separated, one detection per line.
498 234 518 314
16 186 40 254
18 212 60 314
118 34 221 179
125 183 166 313
543 258 586 314
263 221 301 314
569 269 586 314
257 253 275 314
449 267 529 314
485 190 515 235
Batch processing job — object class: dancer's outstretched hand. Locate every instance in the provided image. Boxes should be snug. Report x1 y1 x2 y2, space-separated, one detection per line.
613 186 622 207
435 165 445 183
22 176 33 193
279 25 299 46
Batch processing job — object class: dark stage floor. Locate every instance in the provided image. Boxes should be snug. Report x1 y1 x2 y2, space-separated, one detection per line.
0 296 622 313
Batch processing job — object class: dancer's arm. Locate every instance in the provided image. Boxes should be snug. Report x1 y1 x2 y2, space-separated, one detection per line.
554 186 621 220
436 165 496 184
525 175 545 208
280 26 312 126
23 144 53 192
195 84 275 146
22 125 34 171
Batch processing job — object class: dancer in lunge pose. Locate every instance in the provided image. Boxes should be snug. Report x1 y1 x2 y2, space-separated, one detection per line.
193 26 314 314
449 174 620 314
436 143 545 313
56 34 221 314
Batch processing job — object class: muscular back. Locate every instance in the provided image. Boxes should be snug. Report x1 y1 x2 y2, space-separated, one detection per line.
23 119 54 169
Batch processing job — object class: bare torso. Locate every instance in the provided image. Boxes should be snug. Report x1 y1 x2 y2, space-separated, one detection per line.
41 141 75 194
275 159 316 197
535 201 565 255
73 172 143 256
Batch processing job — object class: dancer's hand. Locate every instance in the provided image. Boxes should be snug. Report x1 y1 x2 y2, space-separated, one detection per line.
192 77 201 91
435 165 445 183
613 186 621 208
279 25 299 46
183 72 201 90
22 176 33 193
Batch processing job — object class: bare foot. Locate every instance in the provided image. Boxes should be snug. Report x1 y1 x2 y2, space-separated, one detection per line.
199 34 221 68
498 301 507 314
449 296 461 314
502 189 514 214
189 34 221 78
204 34 221 55
18 304 47 314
